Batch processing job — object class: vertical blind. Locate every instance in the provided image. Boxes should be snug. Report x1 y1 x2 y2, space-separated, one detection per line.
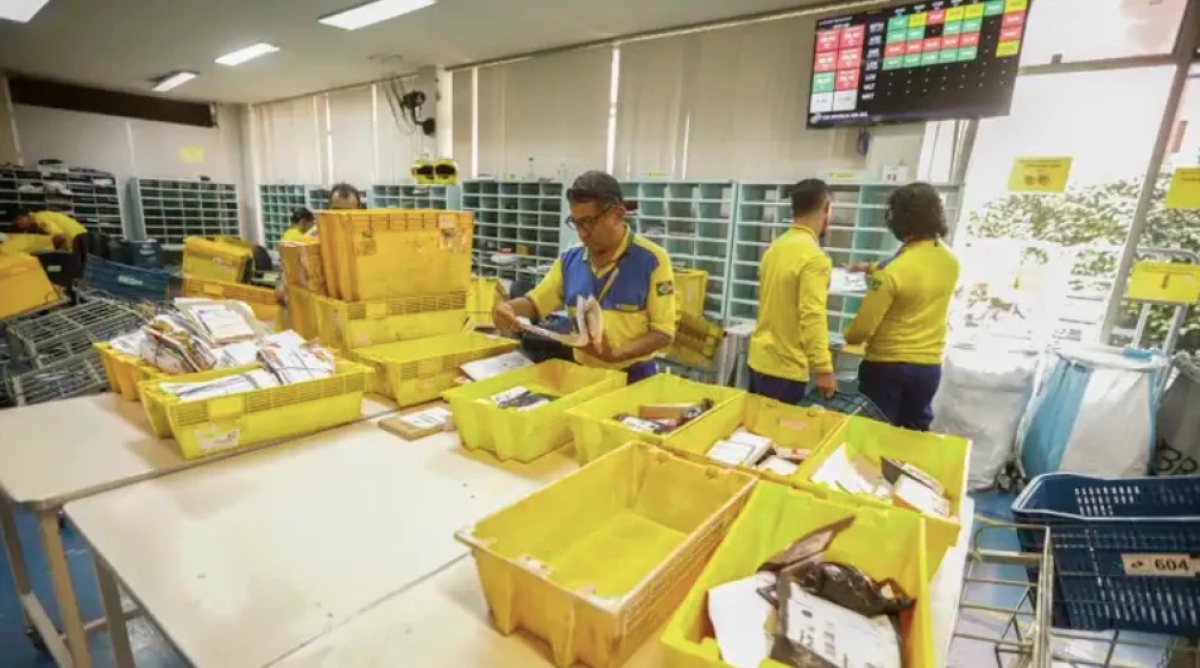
327 86 375 186
451 70 474 177
375 79 425 183
475 46 611 178
253 97 324 184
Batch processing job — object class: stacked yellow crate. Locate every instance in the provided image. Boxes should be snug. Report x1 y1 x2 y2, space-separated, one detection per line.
282 208 509 407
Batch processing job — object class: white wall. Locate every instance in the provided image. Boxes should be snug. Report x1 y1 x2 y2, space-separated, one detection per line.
12 102 251 235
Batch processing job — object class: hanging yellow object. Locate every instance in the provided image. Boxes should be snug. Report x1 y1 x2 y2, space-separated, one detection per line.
411 158 434 185
433 158 459 185
1126 260 1200 305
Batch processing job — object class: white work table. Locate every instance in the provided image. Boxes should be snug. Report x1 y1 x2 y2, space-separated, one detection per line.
65 423 577 668
0 392 396 668
270 500 975 668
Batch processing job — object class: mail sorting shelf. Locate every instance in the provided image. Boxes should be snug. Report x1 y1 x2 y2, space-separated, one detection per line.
621 180 736 322
128 178 240 250
368 183 462 210
462 179 564 283
0 168 123 238
728 182 963 335
259 184 309 248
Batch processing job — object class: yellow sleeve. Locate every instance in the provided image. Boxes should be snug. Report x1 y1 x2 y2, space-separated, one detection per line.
282 227 305 242
799 254 834 373
32 213 63 237
844 269 897 345
525 259 565 317
647 253 677 339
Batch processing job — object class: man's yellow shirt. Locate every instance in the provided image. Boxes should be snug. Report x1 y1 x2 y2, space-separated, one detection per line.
747 225 833 383
32 211 87 245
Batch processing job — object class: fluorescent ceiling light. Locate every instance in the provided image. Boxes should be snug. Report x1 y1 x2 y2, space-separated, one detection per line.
152 71 198 93
1 0 52 23
319 0 435 31
215 43 280 66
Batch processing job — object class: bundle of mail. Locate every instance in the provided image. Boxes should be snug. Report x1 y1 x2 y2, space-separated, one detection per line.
705 428 809 478
517 295 603 348
810 446 952 519
108 299 273 374
707 517 912 668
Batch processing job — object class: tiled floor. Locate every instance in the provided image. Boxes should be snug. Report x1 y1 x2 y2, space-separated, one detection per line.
0 493 1173 668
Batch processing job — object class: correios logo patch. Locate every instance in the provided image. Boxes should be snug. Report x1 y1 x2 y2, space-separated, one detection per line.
656 281 674 296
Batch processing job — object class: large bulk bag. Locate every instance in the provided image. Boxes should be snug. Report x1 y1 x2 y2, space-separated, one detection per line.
1019 346 1166 478
1155 352 1200 475
932 342 1039 490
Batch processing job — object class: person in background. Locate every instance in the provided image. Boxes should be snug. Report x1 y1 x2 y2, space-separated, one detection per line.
492 171 676 384
328 182 364 210
282 207 316 242
842 182 960 431
13 208 87 251
747 179 838 403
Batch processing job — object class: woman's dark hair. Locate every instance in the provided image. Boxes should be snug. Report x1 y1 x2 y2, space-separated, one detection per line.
291 207 314 225
329 182 363 208
886 182 948 241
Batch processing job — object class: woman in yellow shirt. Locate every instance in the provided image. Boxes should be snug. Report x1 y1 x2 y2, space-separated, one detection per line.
282 208 315 242
843 183 960 431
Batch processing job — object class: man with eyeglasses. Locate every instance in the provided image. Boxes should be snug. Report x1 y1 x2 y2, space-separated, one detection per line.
493 171 676 384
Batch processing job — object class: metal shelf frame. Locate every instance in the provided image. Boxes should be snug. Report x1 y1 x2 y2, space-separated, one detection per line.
128 178 239 250
461 179 564 284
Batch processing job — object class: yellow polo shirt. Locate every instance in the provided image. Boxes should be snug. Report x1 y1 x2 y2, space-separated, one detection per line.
282 226 310 242
748 225 833 383
843 239 960 364
32 211 87 245
526 228 676 369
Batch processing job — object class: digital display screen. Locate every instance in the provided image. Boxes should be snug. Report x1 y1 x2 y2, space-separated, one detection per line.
808 0 1031 127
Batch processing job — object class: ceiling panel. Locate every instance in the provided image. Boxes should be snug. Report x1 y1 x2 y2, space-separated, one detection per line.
0 0 834 103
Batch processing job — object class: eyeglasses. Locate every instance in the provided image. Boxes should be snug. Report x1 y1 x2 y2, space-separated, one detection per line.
566 202 614 232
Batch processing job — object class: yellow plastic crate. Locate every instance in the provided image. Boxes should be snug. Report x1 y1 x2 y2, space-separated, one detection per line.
566 375 745 465
95 343 158 401
182 276 280 323
467 276 505 328
352 332 518 406
0 254 60 321
279 240 326 295
674 268 708 320
663 393 847 485
139 360 372 458
313 292 468 353
794 414 968 575
442 360 626 463
456 442 756 668
317 209 474 301
182 237 253 284
286 286 319 340
664 312 725 370
660 482 933 668
0 233 56 255
137 365 257 438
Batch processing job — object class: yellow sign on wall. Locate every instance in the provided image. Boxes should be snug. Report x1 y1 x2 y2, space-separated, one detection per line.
1165 167 1200 210
1007 157 1073 193
180 146 205 164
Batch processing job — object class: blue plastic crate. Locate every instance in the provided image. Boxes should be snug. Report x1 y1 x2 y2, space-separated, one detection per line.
1012 473 1200 634
122 240 163 268
80 256 170 304
800 390 889 422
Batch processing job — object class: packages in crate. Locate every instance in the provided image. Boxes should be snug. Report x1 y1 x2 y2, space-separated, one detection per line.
138 361 372 459
664 393 847 484
317 209 474 301
674 268 709 320
442 360 626 462
352 332 518 406
279 240 325 294
660 481 934 668
182 276 280 323
182 237 253 284
664 313 724 370
467 276 505 328
566 375 744 465
0 254 59 321
81 256 170 303
313 292 468 352
456 442 755 668
1012 473 1200 635
794 414 967 574
137 364 259 438
286 286 319 341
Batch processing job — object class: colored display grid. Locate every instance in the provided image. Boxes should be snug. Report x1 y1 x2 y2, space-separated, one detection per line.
997 3 1027 58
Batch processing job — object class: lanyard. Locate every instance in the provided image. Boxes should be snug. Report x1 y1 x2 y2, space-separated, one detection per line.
594 268 620 303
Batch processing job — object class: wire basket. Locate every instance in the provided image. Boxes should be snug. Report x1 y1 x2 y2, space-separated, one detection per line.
6 300 148 367
800 390 889 422
6 348 108 407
